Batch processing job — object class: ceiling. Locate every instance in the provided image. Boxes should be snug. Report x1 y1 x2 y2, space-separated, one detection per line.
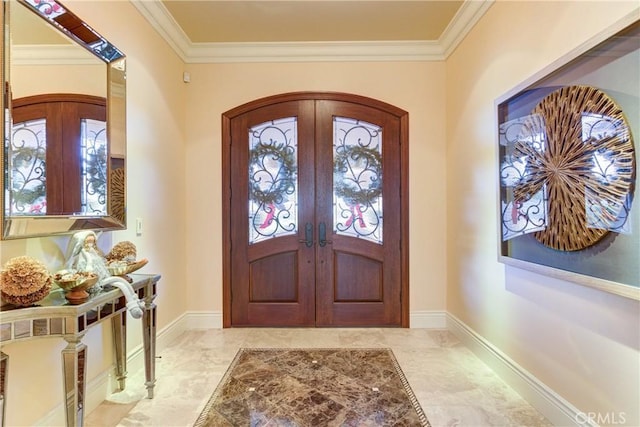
134 0 493 62
161 1 463 43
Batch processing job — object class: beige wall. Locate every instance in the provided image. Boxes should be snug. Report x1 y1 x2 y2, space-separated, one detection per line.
183 61 448 314
0 1 188 425
446 1 639 425
11 64 104 99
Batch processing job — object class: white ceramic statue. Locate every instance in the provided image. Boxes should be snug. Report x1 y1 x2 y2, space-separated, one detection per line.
64 230 144 319
65 230 110 280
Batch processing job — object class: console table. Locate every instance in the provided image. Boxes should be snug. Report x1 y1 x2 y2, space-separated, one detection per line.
0 273 160 427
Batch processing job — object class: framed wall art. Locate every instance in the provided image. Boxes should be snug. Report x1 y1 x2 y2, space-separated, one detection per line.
496 16 639 300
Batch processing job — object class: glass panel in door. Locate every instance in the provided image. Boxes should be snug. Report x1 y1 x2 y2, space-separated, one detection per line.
248 117 298 244
333 116 383 244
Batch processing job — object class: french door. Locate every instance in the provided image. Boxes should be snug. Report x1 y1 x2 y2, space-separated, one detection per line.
223 92 408 327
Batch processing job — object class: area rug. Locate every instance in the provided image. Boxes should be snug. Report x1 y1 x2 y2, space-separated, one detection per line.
193 348 430 427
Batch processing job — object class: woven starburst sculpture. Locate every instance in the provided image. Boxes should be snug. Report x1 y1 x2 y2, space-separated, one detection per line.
110 167 125 224
512 85 635 251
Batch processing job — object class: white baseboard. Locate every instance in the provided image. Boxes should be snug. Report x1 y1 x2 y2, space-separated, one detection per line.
182 310 447 329
446 313 595 427
184 310 223 329
409 310 447 328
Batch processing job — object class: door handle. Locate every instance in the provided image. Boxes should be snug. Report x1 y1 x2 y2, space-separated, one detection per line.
318 222 333 247
298 222 314 247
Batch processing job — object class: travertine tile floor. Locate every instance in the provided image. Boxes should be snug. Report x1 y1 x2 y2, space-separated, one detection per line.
85 328 552 427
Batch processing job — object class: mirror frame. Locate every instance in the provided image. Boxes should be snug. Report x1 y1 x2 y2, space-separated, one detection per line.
1 0 127 239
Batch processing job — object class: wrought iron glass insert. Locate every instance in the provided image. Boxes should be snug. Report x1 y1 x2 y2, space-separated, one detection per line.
81 118 107 215
248 117 298 244
582 112 633 234
333 117 383 244
9 118 47 215
499 115 548 241
9 117 108 216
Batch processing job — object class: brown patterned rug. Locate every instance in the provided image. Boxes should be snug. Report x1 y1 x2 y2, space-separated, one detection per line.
193 348 430 427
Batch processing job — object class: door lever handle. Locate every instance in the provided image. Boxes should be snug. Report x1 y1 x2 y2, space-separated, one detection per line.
298 222 313 248
318 222 333 247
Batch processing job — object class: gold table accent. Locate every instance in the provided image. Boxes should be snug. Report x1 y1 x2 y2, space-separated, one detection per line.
0 273 160 427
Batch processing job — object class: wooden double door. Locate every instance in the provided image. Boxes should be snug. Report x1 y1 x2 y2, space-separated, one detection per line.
223 92 408 327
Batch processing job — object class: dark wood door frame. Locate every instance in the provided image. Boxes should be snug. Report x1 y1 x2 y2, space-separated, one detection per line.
222 91 409 327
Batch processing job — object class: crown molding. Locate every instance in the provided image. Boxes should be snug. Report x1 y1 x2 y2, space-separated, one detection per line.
440 0 495 58
12 44 102 65
184 40 445 63
131 0 493 63
131 0 192 61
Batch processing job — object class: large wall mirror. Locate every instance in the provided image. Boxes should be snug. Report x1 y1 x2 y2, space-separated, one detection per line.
1 0 126 239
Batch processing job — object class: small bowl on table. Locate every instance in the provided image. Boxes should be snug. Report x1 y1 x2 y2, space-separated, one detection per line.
107 259 148 282
53 271 99 305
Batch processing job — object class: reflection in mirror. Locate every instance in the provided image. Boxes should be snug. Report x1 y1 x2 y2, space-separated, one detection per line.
1 0 127 239
11 94 107 215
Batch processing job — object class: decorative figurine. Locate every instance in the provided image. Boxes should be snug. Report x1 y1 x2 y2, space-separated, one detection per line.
64 231 144 318
64 230 110 282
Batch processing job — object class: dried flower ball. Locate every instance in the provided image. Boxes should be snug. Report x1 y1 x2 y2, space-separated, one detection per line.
0 256 52 306
1 284 50 306
106 241 137 263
